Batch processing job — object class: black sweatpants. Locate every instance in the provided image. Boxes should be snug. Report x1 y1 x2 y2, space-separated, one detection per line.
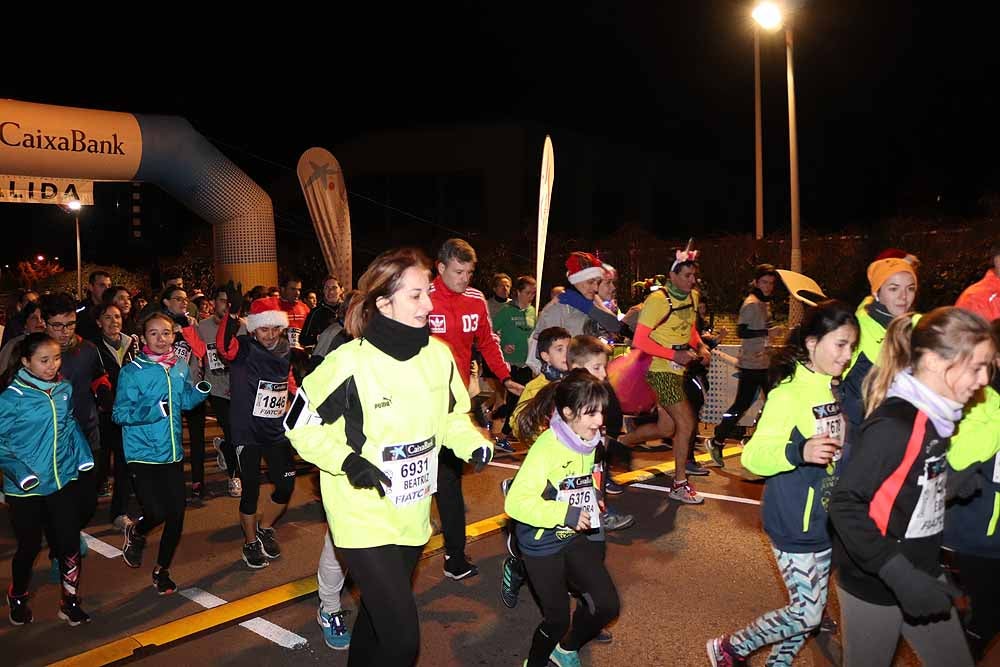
129 461 186 568
184 402 207 486
7 481 82 597
714 367 769 442
235 442 296 517
502 365 535 435
947 550 1000 661
99 413 131 521
522 538 620 667
338 544 423 667
209 395 239 477
436 447 466 557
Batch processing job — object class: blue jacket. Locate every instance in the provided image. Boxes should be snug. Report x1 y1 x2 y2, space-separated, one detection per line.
0 371 94 497
113 355 210 464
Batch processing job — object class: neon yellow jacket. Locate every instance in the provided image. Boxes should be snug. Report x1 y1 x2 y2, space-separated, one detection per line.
286 336 490 549
511 374 550 440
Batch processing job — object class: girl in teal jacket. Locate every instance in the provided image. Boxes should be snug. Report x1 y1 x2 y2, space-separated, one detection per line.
1 333 95 626
112 312 210 595
506 369 620 667
708 300 859 667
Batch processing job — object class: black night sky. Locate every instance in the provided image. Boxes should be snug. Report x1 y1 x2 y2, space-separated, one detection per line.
3 1 999 269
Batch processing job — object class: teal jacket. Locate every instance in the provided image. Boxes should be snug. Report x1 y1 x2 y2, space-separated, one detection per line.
741 363 844 553
113 355 210 464
944 383 1000 557
0 371 94 497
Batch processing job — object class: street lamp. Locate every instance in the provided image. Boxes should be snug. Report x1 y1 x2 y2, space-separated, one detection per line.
752 1 803 320
67 199 83 299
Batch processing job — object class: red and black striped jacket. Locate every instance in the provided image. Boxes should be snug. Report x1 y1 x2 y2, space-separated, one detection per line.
830 398 950 606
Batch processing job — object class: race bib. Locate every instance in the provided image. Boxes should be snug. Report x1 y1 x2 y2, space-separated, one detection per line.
287 328 302 349
174 340 193 364
905 454 947 539
379 437 437 507
813 401 845 461
557 473 601 530
253 380 288 418
206 343 224 372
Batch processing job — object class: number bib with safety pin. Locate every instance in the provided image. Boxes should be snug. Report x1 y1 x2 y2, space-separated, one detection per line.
905 454 947 539
379 437 437 507
557 473 601 530
812 400 845 461
206 343 225 372
174 340 193 365
253 380 288 418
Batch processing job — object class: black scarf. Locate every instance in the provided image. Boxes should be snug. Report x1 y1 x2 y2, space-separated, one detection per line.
866 300 895 329
363 311 429 361
751 287 773 303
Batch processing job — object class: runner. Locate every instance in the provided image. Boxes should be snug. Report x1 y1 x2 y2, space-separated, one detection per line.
829 307 994 667
277 275 310 350
1 333 95 626
114 312 211 595
707 300 859 666
300 276 344 351
955 241 1000 323
286 247 492 667
511 327 571 439
215 292 298 569
506 369 620 667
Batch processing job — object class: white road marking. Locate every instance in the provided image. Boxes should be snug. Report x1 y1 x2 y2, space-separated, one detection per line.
180 587 308 649
487 461 522 470
81 531 123 558
632 483 761 505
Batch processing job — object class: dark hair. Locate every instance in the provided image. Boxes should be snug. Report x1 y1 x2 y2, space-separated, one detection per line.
95 302 122 320
88 270 111 285
568 335 611 368
492 273 512 289
162 268 183 282
754 263 779 281
159 285 186 309
282 275 302 287
142 310 175 333
102 285 130 305
192 295 209 310
4 332 59 386
210 285 229 301
515 369 609 444
513 275 537 295
536 326 571 360
39 293 77 321
769 299 859 389
345 248 432 338
671 260 698 274
437 238 477 266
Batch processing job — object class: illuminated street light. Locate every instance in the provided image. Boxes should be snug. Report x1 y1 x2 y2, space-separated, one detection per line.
752 2 783 31
37 255 45 262
67 200 82 212
62 198 84 298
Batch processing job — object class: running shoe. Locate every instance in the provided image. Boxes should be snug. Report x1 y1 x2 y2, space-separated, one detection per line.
58 595 91 626
112 514 131 531
500 478 514 497
213 437 227 471
707 636 747 667
549 644 582 667
188 482 207 506
594 628 613 644
494 437 515 455
605 479 625 495
256 525 281 559
706 439 726 468
500 556 525 608
668 479 704 505
122 522 145 568
317 606 351 650
685 460 710 476
242 539 270 569
228 476 242 498
152 568 177 595
601 511 635 531
443 553 479 580
7 589 32 625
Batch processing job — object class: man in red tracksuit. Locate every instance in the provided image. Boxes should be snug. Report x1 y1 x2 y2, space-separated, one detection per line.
430 238 525 580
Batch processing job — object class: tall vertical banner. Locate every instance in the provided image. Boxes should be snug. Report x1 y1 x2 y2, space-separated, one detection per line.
297 148 353 289
535 136 555 311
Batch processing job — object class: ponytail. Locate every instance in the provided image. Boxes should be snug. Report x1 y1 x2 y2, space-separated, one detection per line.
862 315 915 417
514 381 561 445
2 332 58 387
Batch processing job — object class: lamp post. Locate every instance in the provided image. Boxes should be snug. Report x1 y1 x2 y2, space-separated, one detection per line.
753 26 765 240
67 199 83 299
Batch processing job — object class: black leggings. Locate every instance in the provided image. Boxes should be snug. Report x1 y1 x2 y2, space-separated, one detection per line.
522 538 620 667
209 395 239 477
7 481 82 597
338 544 423 667
99 413 132 521
947 549 1000 661
184 402 207 486
714 368 769 442
436 446 466 557
235 442 296 516
129 461 186 568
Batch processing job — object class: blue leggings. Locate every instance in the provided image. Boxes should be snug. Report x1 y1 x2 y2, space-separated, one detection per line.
729 547 832 666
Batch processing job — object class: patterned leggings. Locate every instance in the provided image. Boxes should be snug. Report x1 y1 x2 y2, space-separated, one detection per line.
729 547 832 666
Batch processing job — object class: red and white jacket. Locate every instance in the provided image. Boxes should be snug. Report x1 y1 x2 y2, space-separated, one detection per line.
428 276 510 387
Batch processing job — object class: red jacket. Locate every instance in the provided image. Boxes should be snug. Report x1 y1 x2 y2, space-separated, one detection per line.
956 270 1000 323
428 276 510 386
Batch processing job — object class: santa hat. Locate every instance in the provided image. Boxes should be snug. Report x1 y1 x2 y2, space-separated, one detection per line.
246 296 289 331
565 252 605 285
874 247 921 267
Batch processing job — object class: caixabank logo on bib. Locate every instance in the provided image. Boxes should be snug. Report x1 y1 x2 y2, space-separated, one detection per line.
0 122 127 155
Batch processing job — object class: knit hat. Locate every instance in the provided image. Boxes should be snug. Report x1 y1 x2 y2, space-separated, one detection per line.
565 252 605 285
246 296 289 331
867 258 917 297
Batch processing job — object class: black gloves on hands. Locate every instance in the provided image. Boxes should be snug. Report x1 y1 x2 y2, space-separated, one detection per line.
224 280 244 317
342 452 391 497
878 553 961 620
469 445 493 473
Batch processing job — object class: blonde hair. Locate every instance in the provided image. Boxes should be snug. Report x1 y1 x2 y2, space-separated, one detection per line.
862 306 992 417
344 248 431 338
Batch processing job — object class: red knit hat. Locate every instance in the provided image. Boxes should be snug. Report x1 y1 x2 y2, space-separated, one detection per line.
565 252 605 285
246 296 289 331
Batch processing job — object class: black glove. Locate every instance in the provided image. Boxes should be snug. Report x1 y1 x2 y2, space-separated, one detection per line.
469 444 493 473
224 280 244 317
341 452 391 497
878 553 961 620
946 464 983 502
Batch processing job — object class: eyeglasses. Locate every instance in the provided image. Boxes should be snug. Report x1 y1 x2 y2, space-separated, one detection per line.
47 321 77 331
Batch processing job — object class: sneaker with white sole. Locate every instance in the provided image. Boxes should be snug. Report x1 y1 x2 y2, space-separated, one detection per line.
7 589 32 625
152 568 177 595
668 479 704 504
706 439 726 468
707 636 747 666
122 522 145 568
58 595 91 626
443 553 479 580
601 511 635 531
242 539 270 569
549 643 582 667
256 525 281 559
317 606 351 650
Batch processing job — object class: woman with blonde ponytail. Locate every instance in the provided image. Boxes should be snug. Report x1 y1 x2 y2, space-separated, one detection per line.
830 306 995 667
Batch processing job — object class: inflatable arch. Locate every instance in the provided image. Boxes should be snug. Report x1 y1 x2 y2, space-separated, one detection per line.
0 99 277 287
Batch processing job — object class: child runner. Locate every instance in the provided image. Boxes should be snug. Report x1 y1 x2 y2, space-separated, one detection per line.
506 368 620 667
829 307 994 667
1 333 95 626
707 300 859 666
114 312 211 595
215 292 298 569
510 327 571 440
